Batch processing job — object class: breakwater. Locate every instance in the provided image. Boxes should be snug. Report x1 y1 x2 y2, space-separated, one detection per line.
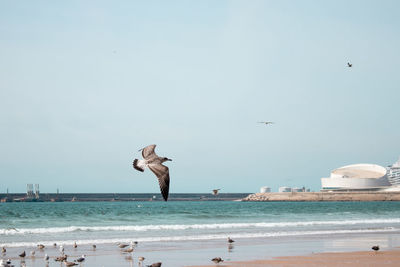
0 193 250 202
242 192 400 201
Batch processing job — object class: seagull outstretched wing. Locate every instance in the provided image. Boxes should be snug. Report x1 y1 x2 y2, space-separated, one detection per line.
148 164 170 201
140 144 157 159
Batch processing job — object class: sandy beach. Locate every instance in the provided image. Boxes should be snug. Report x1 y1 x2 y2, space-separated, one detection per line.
188 250 400 267
2 232 400 266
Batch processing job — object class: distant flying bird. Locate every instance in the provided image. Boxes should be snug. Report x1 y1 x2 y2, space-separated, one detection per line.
258 121 274 125
372 245 379 252
212 189 220 196
347 62 352 67
133 144 172 201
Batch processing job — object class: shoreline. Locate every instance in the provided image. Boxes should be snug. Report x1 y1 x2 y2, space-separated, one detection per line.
188 249 400 267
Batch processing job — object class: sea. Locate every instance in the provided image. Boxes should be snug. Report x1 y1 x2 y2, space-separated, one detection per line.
1 200 400 266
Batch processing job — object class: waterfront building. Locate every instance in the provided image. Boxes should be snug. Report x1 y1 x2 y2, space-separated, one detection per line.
321 164 391 191
279 186 292 192
292 187 303 192
387 157 400 186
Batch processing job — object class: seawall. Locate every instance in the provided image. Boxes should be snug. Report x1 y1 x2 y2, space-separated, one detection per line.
242 192 400 201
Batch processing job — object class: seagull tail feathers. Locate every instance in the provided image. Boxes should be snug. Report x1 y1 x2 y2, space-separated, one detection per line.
133 159 145 172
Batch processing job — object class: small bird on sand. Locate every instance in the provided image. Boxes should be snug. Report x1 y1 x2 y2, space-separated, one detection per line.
212 189 220 196
123 247 134 253
258 121 274 125
74 255 85 263
133 144 172 201
0 259 12 267
59 245 64 254
73 242 77 248
30 250 35 257
146 262 162 267
211 257 224 263
92 244 96 250
1 247 6 253
44 254 49 261
64 260 77 266
138 256 145 265
372 245 379 252
19 251 26 258
347 62 352 67
55 255 67 262
37 244 45 249
118 243 129 248
228 237 235 243
53 243 57 247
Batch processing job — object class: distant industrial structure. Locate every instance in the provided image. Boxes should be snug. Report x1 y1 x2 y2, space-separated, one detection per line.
259 186 311 193
260 186 271 193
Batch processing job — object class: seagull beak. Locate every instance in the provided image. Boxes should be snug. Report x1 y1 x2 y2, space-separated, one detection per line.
168 159 172 161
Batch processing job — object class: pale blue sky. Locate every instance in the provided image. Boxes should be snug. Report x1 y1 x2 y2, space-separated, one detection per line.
1 0 399 193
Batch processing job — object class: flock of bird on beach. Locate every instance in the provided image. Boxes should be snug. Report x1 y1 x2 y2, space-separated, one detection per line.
0 238 245 266
0 241 165 267
0 238 383 267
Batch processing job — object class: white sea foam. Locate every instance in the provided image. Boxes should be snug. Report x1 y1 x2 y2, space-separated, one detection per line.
0 227 398 248
1 218 400 236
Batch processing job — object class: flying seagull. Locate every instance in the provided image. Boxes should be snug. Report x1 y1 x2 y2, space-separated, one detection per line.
212 189 220 196
258 121 274 125
347 62 352 67
133 144 172 201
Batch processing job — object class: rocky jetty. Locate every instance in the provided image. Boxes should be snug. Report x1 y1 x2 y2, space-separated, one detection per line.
242 192 400 202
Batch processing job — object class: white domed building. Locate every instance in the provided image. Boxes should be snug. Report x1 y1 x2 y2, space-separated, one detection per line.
321 164 391 191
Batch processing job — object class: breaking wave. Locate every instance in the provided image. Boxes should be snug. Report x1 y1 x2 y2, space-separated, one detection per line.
2 218 400 235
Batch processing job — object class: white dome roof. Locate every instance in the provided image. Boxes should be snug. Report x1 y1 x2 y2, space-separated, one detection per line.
331 164 387 179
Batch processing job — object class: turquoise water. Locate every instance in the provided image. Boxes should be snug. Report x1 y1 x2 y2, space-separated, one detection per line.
1 201 400 248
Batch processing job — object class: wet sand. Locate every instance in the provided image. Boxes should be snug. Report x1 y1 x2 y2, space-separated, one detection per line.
189 249 400 267
2 232 400 266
